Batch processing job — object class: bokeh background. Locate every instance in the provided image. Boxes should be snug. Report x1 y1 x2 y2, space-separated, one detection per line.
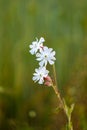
0 0 87 130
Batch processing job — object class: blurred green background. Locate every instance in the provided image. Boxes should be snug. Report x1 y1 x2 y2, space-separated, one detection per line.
0 0 87 130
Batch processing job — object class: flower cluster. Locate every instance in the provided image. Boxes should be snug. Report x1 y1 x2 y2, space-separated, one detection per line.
29 37 56 85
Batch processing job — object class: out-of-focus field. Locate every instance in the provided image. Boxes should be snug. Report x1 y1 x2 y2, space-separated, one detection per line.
0 0 87 130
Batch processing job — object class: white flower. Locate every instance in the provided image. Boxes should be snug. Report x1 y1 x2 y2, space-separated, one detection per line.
29 37 45 55
32 66 49 84
36 46 56 67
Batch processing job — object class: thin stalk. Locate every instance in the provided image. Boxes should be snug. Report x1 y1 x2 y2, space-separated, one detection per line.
52 64 74 130
52 64 64 108
52 64 58 89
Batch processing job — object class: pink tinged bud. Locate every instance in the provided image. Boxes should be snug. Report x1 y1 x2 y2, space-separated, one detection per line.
44 75 52 82
44 75 53 87
44 81 52 87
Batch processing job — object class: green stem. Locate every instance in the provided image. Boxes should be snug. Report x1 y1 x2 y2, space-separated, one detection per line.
67 115 73 130
52 64 58 88
52 64 74 130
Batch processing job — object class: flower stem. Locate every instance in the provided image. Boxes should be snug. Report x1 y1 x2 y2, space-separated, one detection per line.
52 64 74 130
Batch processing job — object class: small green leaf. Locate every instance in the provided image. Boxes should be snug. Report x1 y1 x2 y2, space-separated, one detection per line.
70 104 75 113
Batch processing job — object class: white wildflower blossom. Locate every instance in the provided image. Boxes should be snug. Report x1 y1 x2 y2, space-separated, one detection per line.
29 37 56 85
36 46 56 67
29 37 45 55
32 66 49 84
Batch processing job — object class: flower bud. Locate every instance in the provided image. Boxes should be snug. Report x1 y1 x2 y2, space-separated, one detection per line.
44 76 53 87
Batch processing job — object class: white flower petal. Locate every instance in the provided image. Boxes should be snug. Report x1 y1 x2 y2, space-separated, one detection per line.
51 51 55 56
35 46 56 66
49 60 54 65
29 37 45 55
49 48 53 52
39 60 45 67
32 66 49 84
36 53 41 57
39 37 45 43
32 76 37 81
38 78 44 84
29 50 34 55
36 58 42 61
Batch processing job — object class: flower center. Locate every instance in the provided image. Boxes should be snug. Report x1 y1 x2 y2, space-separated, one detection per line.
44 55 47 58
40 74 42 77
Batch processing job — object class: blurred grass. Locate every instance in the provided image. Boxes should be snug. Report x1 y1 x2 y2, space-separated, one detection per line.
0 0 87 130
